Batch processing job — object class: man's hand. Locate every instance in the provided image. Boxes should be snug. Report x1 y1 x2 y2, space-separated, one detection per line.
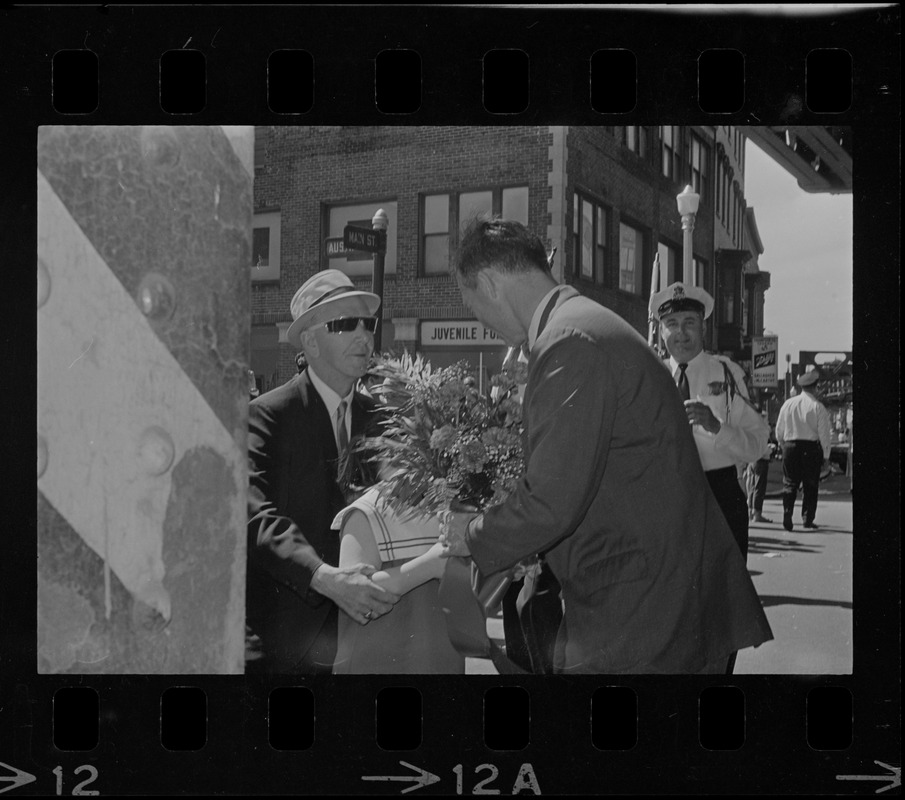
438 510 477 557
684 399 721 434
310 563 400 626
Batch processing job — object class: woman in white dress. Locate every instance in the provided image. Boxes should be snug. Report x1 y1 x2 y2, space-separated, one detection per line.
331 472 465 675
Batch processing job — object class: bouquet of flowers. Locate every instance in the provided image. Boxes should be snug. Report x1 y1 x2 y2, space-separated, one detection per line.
359 351 527 520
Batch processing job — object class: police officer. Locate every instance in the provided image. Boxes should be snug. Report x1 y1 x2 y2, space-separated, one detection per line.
650 282 770 559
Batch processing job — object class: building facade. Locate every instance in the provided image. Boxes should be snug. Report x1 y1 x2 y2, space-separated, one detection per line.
250 125 766 391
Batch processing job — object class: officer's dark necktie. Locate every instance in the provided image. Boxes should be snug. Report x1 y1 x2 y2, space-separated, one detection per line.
335 399 349 455
676 363 690 402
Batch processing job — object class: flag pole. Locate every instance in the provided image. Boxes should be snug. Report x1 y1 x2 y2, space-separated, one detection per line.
647 252 661 352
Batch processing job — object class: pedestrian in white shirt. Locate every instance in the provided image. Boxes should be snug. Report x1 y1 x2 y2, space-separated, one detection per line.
774 369 832 531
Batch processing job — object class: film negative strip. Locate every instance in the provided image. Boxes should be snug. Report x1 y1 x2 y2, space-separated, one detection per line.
1 4 900 796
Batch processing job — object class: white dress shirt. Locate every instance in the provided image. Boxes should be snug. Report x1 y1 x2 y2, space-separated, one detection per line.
775 391 832 460
667 350 770 472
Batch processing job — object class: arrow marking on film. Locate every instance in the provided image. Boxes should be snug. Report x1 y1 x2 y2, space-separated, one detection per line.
362 761 441 794
0 762 37 795
836 761 900 794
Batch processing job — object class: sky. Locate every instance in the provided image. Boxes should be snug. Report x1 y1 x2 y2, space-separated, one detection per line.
743 139 853 372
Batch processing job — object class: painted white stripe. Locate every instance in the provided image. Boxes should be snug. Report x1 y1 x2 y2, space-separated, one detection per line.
37 169 245 628
220 125 254 178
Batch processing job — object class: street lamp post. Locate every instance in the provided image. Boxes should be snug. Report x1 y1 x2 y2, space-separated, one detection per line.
371 208 389 351
676 184 700 286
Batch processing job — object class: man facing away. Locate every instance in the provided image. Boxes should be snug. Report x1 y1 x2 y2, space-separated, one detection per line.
246 270 400 674
441 218 773 674
775 368 832 531
651 281 771 558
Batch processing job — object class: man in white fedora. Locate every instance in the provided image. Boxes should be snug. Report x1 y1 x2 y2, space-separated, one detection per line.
246 270 400 674
774 368 831 531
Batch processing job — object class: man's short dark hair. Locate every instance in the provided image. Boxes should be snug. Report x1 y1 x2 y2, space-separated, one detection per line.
453 216 550 288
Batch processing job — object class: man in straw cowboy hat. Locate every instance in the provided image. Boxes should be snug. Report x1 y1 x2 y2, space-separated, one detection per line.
246 270 400 674
775 368 832 531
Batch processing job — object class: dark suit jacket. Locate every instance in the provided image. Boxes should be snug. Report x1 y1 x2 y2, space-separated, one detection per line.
468 293 774 674
246 370 381 673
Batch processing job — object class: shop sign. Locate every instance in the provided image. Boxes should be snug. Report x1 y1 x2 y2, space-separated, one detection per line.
420 320 506 347
751 335 779 387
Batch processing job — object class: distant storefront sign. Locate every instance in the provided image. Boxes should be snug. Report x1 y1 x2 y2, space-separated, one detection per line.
751 335 779 387
420 320 506 347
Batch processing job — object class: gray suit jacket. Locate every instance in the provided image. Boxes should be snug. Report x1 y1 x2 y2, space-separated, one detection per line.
468 293 773 673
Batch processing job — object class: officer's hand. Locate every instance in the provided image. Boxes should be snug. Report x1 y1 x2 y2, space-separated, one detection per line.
311 563 400 626
684 400 721 434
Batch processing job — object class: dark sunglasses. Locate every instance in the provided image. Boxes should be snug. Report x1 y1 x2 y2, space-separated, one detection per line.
322 316 378 334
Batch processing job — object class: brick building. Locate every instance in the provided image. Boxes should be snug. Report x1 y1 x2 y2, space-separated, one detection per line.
250 125 765 392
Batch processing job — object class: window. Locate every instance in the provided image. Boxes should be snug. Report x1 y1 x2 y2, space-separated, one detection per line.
420 186 529 274
252 211 281 282
624 126 651 159
326 201 398 277
689 133 710 206
660 126 682 182
657 241 679 287
715 159 723 222
573 193 609 283
459 191 493 234
720 262 737 324
618 221 645 296
723 171 733 235
423 194 450 275
694 257 709 292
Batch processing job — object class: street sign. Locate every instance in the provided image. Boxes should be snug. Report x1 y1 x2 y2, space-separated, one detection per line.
752 335 779 387
343 224 386 254
325 237 353 258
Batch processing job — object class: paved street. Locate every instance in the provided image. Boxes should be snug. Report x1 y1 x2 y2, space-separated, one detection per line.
737 463 853 674
467 461 853 675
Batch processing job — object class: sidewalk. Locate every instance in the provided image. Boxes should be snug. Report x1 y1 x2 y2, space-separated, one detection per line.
466 469 854 675
737 470 853 674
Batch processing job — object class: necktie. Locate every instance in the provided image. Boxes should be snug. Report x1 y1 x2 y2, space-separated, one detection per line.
676 363 690 402
335 400 349 454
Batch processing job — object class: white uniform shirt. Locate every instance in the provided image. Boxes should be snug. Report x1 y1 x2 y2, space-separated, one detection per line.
775 392 832 460
668 350 770 472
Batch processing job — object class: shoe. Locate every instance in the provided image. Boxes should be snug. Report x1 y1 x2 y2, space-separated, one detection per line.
751 513 772 524
803 522 819 530
782 512 793 532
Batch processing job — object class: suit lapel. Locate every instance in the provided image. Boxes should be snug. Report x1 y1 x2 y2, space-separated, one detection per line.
534 285 581 343
297 370 339 462
523 286 581 457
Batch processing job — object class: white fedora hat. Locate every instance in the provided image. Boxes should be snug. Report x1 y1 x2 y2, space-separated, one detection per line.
286 270 380 349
